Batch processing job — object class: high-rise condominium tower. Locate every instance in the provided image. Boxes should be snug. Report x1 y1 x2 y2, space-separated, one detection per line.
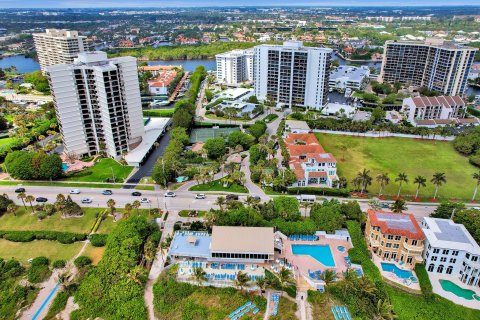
33 29 86 74
380 38 477 96
216 49 254 85
253 41 332 109
46 52 144 159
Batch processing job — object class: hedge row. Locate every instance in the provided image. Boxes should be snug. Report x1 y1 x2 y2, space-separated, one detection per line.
0 230 87 244
287 187 350 197
89 234 108 247
415 263 434 299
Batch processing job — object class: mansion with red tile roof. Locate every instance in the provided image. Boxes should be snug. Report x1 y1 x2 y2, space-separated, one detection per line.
147 70 177 95
284 133 338 188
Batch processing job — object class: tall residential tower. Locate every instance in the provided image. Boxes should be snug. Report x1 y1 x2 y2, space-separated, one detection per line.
253 41 332 109
380 38 477 96
33 29 86 74
215 49 254 85
46 52 144 159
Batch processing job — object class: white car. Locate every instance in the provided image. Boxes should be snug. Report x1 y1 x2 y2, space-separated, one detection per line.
70 189 81 194
140 198 150 204
81 198 92 204
195 194 206 199
164 192 176 197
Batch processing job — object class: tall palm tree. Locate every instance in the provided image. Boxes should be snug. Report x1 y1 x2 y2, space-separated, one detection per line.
55 193 66 212
17 192 27 209
143 238 157 268
191 267 207 286
7 203 16 216
320 269 336 292
413 176 427 199
357 169 372 193
132 200 141 215
235 271 250 293
374 299 398 320
256 277 266 294
124 203 133 218
431 172 446 200
215 196 226 211
390 199 407 213
107 199 116 216
472 172 480 201
127 265 145 285
25 195 35 213
278 267 295 288
395 173 408 198
376 173 390 196
300 202 311 217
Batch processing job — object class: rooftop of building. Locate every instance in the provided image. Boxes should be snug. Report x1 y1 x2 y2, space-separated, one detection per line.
386 38 478 50
285 120 311 130
408 96 465 109
216 48 254 58
141 65 181 71
422 217 480 253
255 40 333 53
33 28 83 38
368 209 425 240
169 231 212 259
210 226 274 254
330 65 370 82
148 70 177 88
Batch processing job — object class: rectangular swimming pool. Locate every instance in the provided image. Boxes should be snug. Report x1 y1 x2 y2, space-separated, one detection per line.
380 262 413 279
291 244 335 267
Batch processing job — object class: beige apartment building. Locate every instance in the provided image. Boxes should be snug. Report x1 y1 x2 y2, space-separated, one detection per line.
366 209 425 269
33 29 86 74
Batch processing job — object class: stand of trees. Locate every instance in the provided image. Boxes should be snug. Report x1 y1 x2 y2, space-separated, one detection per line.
5 151 63 180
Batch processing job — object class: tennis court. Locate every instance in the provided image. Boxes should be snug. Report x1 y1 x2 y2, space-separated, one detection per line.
190 127 240 143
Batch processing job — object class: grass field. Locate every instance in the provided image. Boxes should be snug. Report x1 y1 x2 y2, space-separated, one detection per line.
83 243 106 265
0 181 124 189
63 158 133 183
190 179 248 193
0 207 102 233
143 109 174 117
0 137 14 146
0 239 84 264
179 210 207 218
315 134 478 201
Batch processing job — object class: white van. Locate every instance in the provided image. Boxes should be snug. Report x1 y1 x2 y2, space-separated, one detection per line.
296 194 316 203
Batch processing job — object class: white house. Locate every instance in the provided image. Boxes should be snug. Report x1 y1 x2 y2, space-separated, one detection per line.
147 70 177 95
329 65 370 91
422 217 480 287
401 95 467 126
284 120 311 134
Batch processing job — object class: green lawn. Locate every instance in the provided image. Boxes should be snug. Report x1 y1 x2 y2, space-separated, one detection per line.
0 181 124 189
0 239 84 265
189 179 248 193
315 133 478 201
143 109 174 117
179 210 207 218
0 137 14 146
0 207 102 233
63 158 133 183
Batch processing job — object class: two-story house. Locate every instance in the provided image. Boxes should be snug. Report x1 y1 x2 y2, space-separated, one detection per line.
366 209 425 269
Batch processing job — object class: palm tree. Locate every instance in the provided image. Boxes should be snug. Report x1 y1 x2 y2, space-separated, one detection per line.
124 203 133 218
394 173 408 198
143 238 157 268
235 271 250 293
472 172 480 201
413 176 427 199
320 269 336 292
431 172 446 200
390 199 407 213
107 199 116 216
55 194 66 211
17 192 27 209
132 200 141 214
357 169 372 193
127 265 145 285
300 202 311 217
256 277 266 294
25 195 35 213
278 267 295 288
215 196 226 211
191 267 207 286
7 203 16 216
376 173 390 196
244 196 260 209
374 299 397 320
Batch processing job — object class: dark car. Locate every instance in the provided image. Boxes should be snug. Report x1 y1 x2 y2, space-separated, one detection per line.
102 190 113 195
131 191 142 196
14 188 26 193
36 197 48 203
225 194 239 202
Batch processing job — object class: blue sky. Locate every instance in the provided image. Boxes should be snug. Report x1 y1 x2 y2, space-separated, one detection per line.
0 1 479 8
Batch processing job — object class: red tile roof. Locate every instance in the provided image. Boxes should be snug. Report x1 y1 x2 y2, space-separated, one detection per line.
367 209 424 240
411 95 465 109
309 171 327 178
148 70 177 88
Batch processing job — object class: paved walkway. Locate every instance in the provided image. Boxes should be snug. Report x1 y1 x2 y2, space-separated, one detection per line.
241 153 268 201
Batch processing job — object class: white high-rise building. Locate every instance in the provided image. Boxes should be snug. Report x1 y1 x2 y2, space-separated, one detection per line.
33 29 86 74
215 49 254 85
253 41 332 109
46 52 144 159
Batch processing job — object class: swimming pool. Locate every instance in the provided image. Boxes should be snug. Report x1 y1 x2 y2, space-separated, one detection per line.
291 244 335 267
380 262 413 279
440 280 480 301
62 163 70 172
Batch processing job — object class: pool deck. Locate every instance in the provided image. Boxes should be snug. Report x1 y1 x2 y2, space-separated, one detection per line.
429 273 480 310
372 255 421 291
278 236 352 282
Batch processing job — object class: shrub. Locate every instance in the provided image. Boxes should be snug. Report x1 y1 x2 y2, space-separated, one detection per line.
415 264 433 300
287 187 350 197
31 256 49 267
52 260 67 269
0 230 87 244
28 256 51 283
0 194 14 215
74 256 92 268
36 211 47 220
89 234 108 247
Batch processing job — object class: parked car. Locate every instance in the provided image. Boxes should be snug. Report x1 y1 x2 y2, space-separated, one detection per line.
81 198 93 204
14 188 26 193
70 189 81 194
226 194 239 201
195 194 206 199
140 198 150 204
164 192 176 197
131 191 142 196
36 197 48 203
102 190 113 195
